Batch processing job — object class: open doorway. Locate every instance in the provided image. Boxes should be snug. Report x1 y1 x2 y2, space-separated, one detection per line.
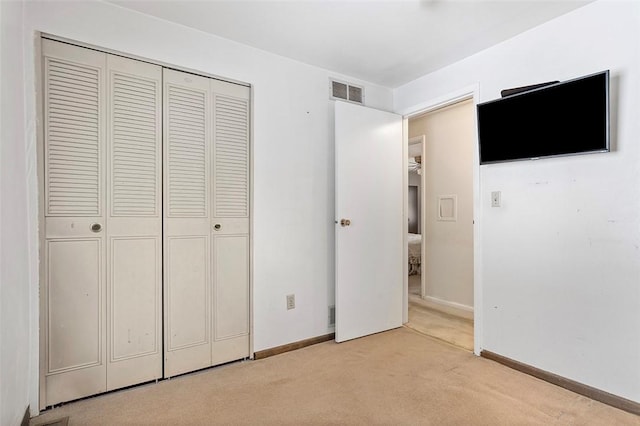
405 99 475 351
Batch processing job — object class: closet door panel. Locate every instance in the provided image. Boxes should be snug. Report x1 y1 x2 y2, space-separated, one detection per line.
212 93 249 220
109 63 160 218
211 81 250 232
47 239 102 372
45 44 103 218
42 39 107 406
106 54 162 390
167 77 209 218
45 238 105 404
211 235 249 365
165 236 211 375
213 236 248 338
163 68 212 377
211 80 251 363
111 237 159 358
167 237 209 348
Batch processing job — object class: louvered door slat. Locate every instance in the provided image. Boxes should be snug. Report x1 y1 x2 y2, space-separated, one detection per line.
46 58 101 216
213 94 249 218
110 72 159 216
167 84 208 217
114 84 156 95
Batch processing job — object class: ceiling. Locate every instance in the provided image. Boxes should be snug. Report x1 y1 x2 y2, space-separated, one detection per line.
109 0 590 88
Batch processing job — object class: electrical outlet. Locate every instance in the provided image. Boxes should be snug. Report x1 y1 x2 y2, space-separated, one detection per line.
286 294 295 310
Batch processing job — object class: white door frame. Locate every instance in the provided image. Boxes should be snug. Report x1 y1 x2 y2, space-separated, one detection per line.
399 84 482 356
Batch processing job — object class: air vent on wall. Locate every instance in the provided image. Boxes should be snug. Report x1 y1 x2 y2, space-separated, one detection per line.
330 79 364 105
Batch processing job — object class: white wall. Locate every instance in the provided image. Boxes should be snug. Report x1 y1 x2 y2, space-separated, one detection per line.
17 0 392 410
395 0 640 403
1 0 31 423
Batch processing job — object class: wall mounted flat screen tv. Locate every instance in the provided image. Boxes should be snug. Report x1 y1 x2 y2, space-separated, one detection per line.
477 70 609 164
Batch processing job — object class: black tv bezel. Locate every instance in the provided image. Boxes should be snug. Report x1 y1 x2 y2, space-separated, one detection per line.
477 70 610 165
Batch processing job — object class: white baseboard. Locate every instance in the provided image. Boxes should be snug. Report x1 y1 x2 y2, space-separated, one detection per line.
414 295 474 320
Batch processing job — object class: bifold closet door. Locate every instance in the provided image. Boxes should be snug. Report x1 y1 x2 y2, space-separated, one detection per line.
42 39 108 406
163 69 213 376
42 40 162 406
105 54 163 390
43 39 250 405
210 79 250 366
164 70 251 377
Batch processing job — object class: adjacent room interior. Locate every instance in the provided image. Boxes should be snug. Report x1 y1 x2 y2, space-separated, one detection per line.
405 100 475 352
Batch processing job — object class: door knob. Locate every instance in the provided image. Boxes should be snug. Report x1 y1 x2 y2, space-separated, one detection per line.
340 219 351 227
214 224 222 231
90 223 102 233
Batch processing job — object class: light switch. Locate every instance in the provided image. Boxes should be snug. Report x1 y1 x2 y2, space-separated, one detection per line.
491 191 501 207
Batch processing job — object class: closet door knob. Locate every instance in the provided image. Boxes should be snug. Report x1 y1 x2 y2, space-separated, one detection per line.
90 223 102 233
214 224 222 231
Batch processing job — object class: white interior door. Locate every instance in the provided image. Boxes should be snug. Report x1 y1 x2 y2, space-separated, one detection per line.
335 101 404 343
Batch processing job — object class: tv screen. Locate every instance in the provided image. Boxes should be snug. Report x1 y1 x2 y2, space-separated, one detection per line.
477 71 609 164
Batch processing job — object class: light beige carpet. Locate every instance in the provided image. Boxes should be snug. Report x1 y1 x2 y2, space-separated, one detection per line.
32 328 638 425
407 274 474 351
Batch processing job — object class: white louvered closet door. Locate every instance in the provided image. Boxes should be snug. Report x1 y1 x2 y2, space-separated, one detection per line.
210 80 250 365
42 39 251 404
42 39 107 406
42 41 163 406
106 55 162 390
163 69 213 376
163 70 251 376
